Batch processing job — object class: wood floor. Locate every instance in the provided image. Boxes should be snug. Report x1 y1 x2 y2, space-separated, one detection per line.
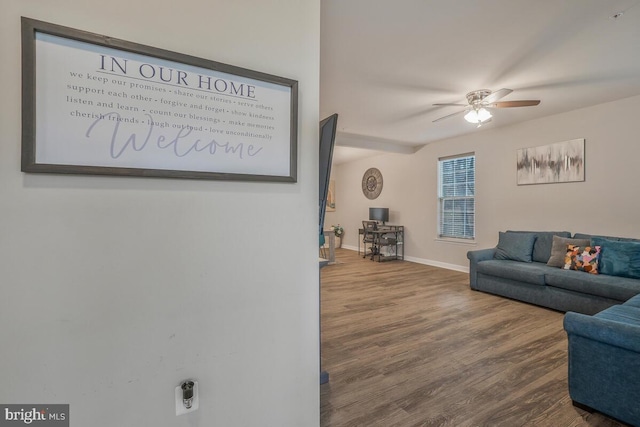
320 249 625 427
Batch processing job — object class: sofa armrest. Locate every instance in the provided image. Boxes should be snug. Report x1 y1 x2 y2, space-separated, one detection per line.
564 311 640 353
565 311 640 426
467 248 496 290
467 248 496 263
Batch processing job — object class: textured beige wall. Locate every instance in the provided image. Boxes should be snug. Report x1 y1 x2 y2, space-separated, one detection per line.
330 95 640 271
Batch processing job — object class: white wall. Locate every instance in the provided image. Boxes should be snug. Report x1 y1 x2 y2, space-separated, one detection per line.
1 2 320 427
330 95 640 271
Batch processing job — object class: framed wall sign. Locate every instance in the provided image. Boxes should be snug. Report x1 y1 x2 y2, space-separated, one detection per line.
21 17 298 182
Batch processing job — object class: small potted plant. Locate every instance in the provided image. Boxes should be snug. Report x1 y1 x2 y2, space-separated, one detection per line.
332 224 344 248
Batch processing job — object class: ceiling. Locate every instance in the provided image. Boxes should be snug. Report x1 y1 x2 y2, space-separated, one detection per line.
320 0 640 164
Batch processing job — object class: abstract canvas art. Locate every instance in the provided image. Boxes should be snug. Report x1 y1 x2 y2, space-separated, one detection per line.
517 138 585 185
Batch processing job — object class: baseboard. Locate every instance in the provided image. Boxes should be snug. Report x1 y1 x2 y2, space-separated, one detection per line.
338 246 469 273
405 256 469 273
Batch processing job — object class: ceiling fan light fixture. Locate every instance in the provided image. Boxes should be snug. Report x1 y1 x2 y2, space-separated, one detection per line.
433 88 539 124
464 107 492 124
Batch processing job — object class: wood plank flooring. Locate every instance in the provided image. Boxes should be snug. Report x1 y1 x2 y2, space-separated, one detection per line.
320 249 626 427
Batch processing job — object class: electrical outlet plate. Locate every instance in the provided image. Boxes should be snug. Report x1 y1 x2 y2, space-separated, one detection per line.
175 380 199 416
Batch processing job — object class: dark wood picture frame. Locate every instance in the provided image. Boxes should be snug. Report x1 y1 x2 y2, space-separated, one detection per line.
21 17 298 182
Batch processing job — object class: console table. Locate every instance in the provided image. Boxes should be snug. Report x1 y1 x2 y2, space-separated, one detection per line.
359 225 404 262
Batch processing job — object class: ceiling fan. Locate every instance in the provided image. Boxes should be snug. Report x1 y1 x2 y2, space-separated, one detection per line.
432 88 540 126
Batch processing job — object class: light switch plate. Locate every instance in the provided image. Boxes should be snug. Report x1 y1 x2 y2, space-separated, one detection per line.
175 380 199 416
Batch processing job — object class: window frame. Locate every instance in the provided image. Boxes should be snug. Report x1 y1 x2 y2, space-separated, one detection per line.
437 153 475 241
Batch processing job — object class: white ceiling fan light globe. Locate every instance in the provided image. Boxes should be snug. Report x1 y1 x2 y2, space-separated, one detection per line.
477 107 492 122
464 107 492 124
464 109 479 123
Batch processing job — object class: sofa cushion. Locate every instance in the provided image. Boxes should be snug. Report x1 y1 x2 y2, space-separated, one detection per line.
547 235 591 267
574 233 640 244
494 231 536 262
592 237 640 279
624 294 640 308
545 269 640 302
563 245 601 274
595 305 640 327
508 230 571 263
477 260 553 286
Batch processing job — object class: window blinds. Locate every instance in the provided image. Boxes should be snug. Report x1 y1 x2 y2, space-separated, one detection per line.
438 155 475 239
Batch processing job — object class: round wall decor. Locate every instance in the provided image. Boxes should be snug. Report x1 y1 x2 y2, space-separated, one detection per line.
362 167 383 199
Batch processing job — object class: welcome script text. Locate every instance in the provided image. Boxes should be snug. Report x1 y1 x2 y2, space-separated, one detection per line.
86 112 264 160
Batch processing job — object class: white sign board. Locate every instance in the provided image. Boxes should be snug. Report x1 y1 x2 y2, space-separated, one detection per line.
22 18 298 182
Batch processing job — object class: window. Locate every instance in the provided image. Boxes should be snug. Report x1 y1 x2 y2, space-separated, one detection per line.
438 154 475 240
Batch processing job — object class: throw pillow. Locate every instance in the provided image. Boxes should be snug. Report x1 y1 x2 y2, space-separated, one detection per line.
507 231 571 263
563 245 601 274
494 231 536 262
547 235 591 268
592 237 640 279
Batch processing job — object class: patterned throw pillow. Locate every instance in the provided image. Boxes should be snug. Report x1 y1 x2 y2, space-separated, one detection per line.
564 245 601 274
547 235 591 267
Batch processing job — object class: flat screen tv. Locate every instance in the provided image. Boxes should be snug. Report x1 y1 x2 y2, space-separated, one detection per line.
369 207 389 225
319 114 338 237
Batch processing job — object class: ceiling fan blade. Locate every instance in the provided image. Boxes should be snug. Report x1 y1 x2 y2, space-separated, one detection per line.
481 88 513 104
491 100 541 108
432 109 467 123
433 103 468 107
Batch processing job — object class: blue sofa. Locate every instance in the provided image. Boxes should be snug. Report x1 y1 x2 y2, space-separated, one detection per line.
469 231 640 425
564 294 640 426
467 231 640 315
